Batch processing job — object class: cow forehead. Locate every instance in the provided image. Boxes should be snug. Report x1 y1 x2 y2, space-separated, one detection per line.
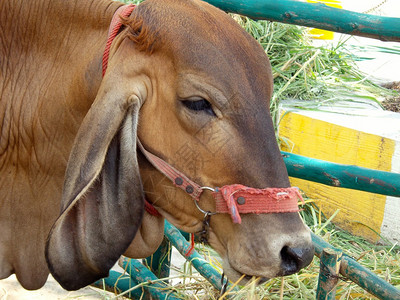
131 0 273 103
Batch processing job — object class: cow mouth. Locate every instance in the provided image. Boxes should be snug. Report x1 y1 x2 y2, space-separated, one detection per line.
206 228 273 285
221 259 271 286
242 274 269 285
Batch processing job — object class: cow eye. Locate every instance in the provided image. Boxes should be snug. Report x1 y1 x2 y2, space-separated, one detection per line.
181 98 216 116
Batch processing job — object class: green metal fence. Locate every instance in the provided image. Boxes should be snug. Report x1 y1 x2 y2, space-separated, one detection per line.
312 233 400 300
204 0 400 42
282 151 400 197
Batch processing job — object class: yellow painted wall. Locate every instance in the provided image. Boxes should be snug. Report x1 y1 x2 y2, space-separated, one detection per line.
279 111 396 241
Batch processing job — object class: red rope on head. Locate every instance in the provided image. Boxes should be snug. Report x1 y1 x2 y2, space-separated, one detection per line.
144 199 162 217
102 4 136 77
184 234 196 257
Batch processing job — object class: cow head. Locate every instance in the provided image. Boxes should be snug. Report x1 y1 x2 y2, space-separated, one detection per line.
46 0 314 290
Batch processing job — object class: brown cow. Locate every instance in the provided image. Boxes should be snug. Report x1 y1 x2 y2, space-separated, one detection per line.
0 0 314 291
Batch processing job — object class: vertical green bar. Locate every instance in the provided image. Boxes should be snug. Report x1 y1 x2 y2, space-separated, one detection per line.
144 237 172 280
316 248 343 300
122 258 182 300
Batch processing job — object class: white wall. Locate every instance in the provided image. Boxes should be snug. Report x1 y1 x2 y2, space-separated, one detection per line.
340 0 399 17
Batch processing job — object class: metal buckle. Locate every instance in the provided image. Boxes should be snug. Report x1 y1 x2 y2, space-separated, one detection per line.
199 211 212 243
200 186 215 192
194 187 218 244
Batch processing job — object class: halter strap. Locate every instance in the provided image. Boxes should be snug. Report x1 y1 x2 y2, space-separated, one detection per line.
137 141 204 200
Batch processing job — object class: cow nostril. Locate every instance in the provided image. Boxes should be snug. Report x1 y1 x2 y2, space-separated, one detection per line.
280 246 299 275
280 246 314 276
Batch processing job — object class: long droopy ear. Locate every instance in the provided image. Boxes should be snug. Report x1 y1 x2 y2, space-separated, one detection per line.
45 72 145 290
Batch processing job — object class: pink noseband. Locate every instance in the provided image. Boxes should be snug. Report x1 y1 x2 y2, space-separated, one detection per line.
214 184 303 224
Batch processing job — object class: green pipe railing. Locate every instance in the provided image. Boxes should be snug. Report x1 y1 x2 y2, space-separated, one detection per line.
204 0 400 42
121 258 182 300
312 233 400 300
282 151 400 197
98 226 400 299
144 237 172 279
95 220 235 299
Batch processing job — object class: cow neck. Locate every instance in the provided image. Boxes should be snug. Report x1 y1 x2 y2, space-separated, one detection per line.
101 4 304 229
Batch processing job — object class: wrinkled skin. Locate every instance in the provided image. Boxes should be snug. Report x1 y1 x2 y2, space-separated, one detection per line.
0 0 314 291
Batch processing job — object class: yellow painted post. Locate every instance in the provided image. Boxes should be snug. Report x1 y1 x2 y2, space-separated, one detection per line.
278 109 399 242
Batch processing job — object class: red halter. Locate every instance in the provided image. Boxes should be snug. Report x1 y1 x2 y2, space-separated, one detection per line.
102 5 304 225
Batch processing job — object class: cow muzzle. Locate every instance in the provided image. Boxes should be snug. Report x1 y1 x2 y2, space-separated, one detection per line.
214 211 314 284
